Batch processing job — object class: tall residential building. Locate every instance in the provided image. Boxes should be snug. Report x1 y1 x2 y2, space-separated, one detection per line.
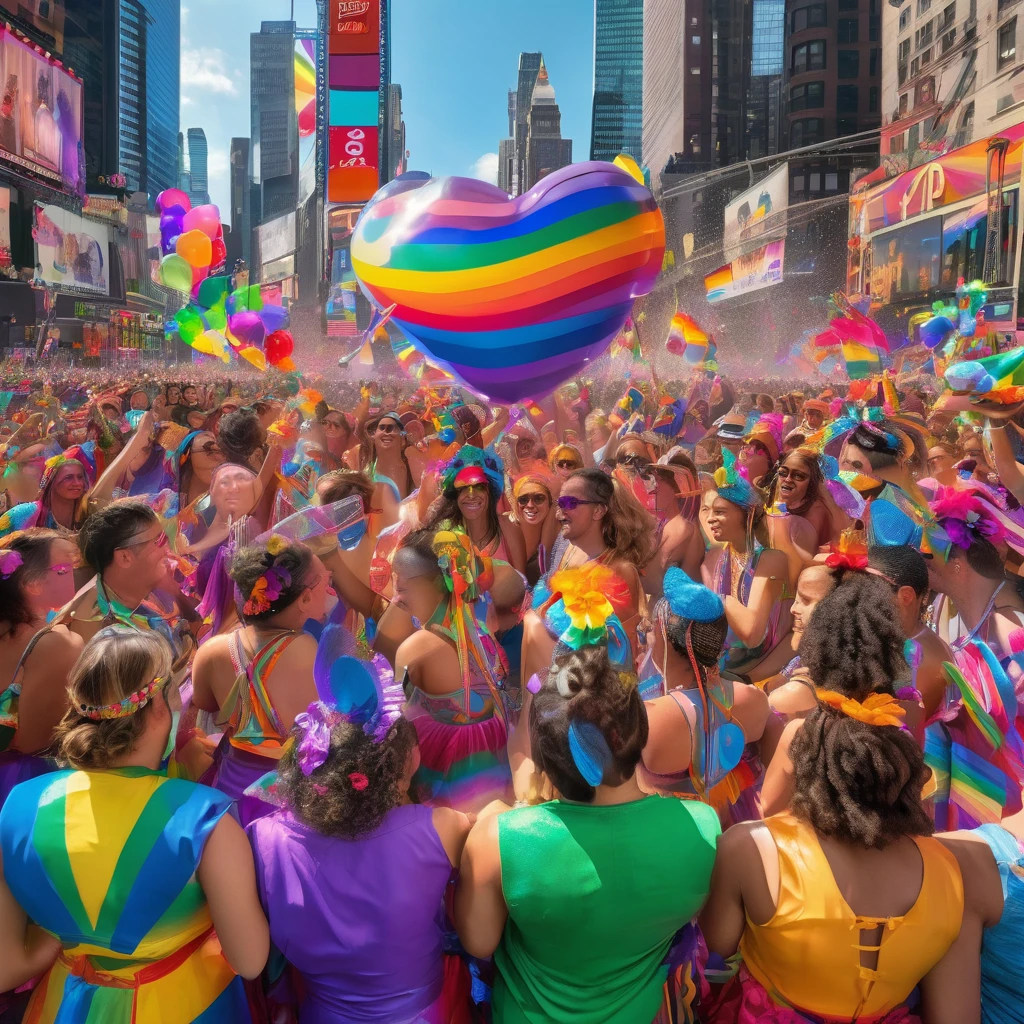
783 0 881 202
523 58 573 191
385 84 406 182
514 52 543 195
590 0 644 163
878 0 1024 173
229 137 250 269
250 21 298 227
118 0 180 198
187 127 210 206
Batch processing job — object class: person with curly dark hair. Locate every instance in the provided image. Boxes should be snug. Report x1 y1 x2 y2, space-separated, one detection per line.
247 653 473 1022
455 644 720 1024
700 666 973 1023
191 538 328 825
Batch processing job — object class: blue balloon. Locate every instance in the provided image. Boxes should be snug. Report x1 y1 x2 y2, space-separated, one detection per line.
257 304 290 333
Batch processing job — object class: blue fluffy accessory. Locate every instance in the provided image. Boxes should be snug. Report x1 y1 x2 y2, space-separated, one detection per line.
712 448 758 509
567 719 613 787
663 567 725 623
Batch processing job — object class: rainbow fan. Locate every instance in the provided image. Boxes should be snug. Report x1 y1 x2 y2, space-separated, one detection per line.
295 40 316 138
813 292 890 380
665 312 710 365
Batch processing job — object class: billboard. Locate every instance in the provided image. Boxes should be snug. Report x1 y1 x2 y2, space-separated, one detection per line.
32 202 109 295
723 163 788 260
328 125 379 203
329 0 380 54
258 211 296 265
0 186 9 257
0 0 65 53
705 239 784 304
0 27 82 192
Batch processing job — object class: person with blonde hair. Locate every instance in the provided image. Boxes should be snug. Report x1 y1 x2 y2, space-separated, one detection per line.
0 627 269 1022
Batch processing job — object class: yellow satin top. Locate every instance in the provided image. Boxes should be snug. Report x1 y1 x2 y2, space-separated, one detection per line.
740 813 963 1019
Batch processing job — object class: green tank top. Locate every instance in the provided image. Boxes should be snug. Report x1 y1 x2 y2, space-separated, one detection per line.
494 796 720 1023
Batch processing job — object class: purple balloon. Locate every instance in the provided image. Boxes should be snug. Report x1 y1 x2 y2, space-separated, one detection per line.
229 310 266 349
257 304 289 333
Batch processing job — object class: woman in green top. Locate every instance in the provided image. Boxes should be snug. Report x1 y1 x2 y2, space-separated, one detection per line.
454 644 720 1024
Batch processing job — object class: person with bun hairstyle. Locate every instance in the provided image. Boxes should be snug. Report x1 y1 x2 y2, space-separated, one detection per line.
0 529 82 807
0 627 269 1022
700 667 972 1023
191 538 329 824
248 641 474 1023
455 644 720 1024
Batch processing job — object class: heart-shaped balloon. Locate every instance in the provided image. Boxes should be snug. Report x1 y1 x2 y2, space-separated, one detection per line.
351 159 665 402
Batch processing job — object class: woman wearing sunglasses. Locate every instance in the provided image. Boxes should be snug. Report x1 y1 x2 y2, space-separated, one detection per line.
358 412 425 501
0 627 269 1023
310 408 356 473
425 445 527 576
0 529 82 812
512 475 559 587
191 539 329 826
548 442 584 480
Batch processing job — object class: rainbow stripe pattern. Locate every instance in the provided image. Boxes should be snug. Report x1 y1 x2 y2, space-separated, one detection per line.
350 159 665 403
0 767 248 1023
665 312 710 364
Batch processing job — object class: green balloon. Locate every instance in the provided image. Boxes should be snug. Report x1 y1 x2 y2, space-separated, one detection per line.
205 302 228 333
197 275 231 309
160 254 193 293
174 306 204 343
231 284 262 313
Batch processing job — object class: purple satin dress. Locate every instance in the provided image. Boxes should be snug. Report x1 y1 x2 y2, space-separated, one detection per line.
247 804 456 1024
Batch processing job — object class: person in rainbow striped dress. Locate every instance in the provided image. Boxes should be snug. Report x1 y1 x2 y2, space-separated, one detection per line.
0 627 268 1023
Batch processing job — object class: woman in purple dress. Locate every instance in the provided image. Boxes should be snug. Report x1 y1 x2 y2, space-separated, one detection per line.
247 648 474 1024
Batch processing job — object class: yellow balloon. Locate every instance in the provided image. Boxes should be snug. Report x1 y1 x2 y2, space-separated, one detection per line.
192 330 230 362
239 346 268 371
175 229 213 269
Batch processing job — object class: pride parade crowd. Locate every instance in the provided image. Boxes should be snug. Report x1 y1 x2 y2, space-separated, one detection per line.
0 362 1019 1024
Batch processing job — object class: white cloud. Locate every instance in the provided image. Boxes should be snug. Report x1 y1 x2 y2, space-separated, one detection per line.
470 153 499 184
181 48 238 96
181 5 189 32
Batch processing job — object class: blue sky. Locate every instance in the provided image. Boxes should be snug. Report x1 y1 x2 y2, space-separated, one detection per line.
183 0 595 215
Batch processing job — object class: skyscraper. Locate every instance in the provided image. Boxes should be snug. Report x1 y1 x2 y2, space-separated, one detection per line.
497 89 515 194
523 58 573 192
514 52 542 196
590 0 643 163
229 137 250 269
118 0 180 198
384 84 406 182
187 127 210 206
250 21 298 227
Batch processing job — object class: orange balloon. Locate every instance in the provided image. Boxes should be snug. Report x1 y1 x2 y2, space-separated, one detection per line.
175 229 213 269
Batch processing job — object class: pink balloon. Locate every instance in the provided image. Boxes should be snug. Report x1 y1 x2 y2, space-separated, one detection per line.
156 188 192 214
182 204 222 240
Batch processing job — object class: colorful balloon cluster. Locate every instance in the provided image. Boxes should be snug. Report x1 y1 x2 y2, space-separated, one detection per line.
945 346 1024 404
350 155 665 403
165 271 295 371
155 189 227 295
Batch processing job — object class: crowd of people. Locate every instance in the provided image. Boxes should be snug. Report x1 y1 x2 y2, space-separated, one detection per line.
0 359 1021 1024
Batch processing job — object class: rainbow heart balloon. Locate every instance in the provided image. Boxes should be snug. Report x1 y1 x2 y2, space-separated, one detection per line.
350 158 665 402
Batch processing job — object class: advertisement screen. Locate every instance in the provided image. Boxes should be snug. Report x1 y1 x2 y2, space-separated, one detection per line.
723 164 789 260
869 217 941 304
0 185 10 256
329 0 380 55
328 125 379 203
33 202 110 295
705 239 785 303
0 27 82 191
0 0 65 52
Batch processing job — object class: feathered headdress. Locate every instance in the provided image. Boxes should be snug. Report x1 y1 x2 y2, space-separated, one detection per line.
537 564 633 659
931 486 1008 552
440 443 505 498
712 448 759 510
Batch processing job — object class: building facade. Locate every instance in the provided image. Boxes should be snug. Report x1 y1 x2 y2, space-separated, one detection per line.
591 0 644 163
515 52 543 195
523 59 573 191
229 137 250 270
384 84 406 182
878 0 1024 174
250 21 298 229
186 128 210 206
117 0 179 199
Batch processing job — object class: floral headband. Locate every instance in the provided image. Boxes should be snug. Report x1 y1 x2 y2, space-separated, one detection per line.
0 549 23 578
930 487 1007 552
817 689 906 729
240 535 293 616
78 676 167 721
440 444 505 498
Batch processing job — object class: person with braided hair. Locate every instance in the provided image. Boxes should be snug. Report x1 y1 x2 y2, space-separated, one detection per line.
700 677 974 1024
454 644 719 1024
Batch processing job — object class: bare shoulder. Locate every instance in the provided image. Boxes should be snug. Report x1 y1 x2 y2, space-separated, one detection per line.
768 680 816 718
193 631 233 666
35 624 84 656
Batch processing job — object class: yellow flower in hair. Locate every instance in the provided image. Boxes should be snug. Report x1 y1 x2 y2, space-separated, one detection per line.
817 689 906 728
266 535 288 557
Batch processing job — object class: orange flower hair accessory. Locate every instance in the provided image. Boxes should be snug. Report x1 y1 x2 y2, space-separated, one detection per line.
824 529 869 572
817 689 906 728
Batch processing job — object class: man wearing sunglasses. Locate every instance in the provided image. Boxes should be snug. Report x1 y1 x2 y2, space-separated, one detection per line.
57 500 197 679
